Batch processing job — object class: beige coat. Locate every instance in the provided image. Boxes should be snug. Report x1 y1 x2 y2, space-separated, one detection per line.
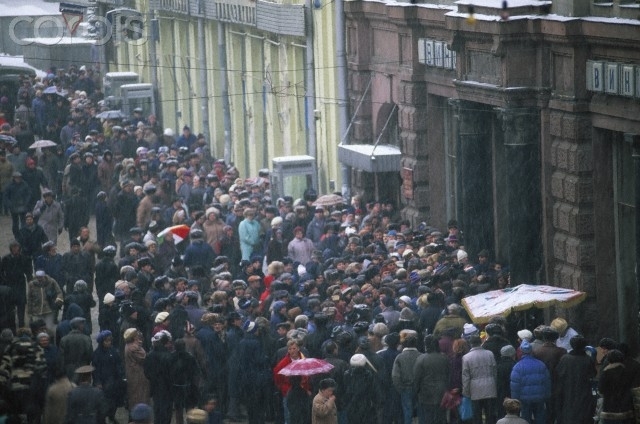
312 392 337 424
43 377 74 424
124 340 150 406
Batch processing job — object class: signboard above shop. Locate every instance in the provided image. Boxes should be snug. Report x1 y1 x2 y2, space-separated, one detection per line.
586 60 639 98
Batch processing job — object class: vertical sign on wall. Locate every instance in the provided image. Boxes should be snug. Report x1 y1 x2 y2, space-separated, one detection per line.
621 66 635 97
434 41 443 68
425 41 434 66
586 60 604 92
605 63 619 94
418 39 426 64
444 44 453 69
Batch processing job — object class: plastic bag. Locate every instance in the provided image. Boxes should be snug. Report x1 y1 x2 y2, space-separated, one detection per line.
458 396 473 421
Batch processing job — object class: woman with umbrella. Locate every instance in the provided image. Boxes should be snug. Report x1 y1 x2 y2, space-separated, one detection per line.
276 351 335 424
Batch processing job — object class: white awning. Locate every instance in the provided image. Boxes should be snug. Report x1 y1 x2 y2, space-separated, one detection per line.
338 144 402 173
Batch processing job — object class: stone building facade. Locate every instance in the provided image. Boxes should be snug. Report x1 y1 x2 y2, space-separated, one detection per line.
343 0 640 348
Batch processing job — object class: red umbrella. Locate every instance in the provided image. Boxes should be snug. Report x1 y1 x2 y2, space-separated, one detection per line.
157 224 191 244
277 358 334 377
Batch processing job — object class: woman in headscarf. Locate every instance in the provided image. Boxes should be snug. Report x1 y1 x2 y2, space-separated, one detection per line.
123 328 151 408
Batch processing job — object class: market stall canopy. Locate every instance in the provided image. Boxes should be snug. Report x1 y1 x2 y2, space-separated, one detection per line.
462 284 587 324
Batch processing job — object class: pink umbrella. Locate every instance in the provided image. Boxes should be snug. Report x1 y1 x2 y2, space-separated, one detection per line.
157 224 191 244
277 358 334 377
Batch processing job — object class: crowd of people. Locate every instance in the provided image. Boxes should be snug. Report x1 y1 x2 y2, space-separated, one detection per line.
0 64 639 424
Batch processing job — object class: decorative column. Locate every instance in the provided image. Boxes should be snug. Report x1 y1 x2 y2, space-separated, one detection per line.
496 107 542 284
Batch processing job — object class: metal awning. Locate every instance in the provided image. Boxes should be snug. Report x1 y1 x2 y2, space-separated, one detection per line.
338 144 402 173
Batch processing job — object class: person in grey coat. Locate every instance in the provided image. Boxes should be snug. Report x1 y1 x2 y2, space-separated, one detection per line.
413 335 450 424
462 335 497 424
392 330 421 424
33 189 64 245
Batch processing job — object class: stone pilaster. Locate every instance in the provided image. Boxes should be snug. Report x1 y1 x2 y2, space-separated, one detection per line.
450 99 494 258
495 107 542 284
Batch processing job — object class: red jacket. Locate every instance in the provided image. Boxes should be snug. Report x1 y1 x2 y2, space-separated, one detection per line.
273 354 311 396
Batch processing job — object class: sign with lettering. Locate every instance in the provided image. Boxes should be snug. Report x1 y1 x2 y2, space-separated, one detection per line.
586 60 604 92
418 38 455 70
605 63 618 94
587 59 640 99
621 66 635 97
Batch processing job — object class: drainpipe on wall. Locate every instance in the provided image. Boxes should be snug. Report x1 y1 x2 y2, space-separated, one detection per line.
335 0 350 199
305 0 317 161
197 4 210 145
218 23 232 165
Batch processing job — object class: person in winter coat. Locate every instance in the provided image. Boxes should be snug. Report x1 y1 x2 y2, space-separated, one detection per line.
235 321 272 424
60 239 92 294
27 270 63 332
183 229 215 270
287 375 312 424
496 345 517 417
124 328 151 408
92 330 125 423
462 335 497 424
95 191 114 248
509 340 551 424
65 365 107 424
170 338 201 424
17 212 48 260
4 171 32 239
555 335 596 424
58 317 92 379
95 246 119 313
196 313 228 412
32 189 64 244
238 208 262 261
1 240 33 328
312 378 338 424
35 242 63 290
413 334 450 424
598 349 635 424
43 366 74 424
496 398 529 424
288 226 315 266
343 353 381 424
273 339 312 423
203 207 226 255
21 156 48 211
98 294 120 348
55 303 88 346
64 280 96 334
0 328 48 422
392 330 421 424
144 330 174 424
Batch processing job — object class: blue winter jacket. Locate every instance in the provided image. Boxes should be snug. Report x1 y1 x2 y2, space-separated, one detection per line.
510 354 551 402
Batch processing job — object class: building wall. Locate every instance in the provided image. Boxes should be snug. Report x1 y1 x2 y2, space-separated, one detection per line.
99 0 341 191
345 0 640 347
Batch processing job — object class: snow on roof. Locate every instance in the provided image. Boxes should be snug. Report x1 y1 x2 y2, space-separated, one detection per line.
21 37 96 46
0 0 61 17
367 0 640 23
0 54 47 78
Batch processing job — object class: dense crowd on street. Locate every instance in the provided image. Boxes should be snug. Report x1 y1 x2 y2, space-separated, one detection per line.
1 64 640 424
